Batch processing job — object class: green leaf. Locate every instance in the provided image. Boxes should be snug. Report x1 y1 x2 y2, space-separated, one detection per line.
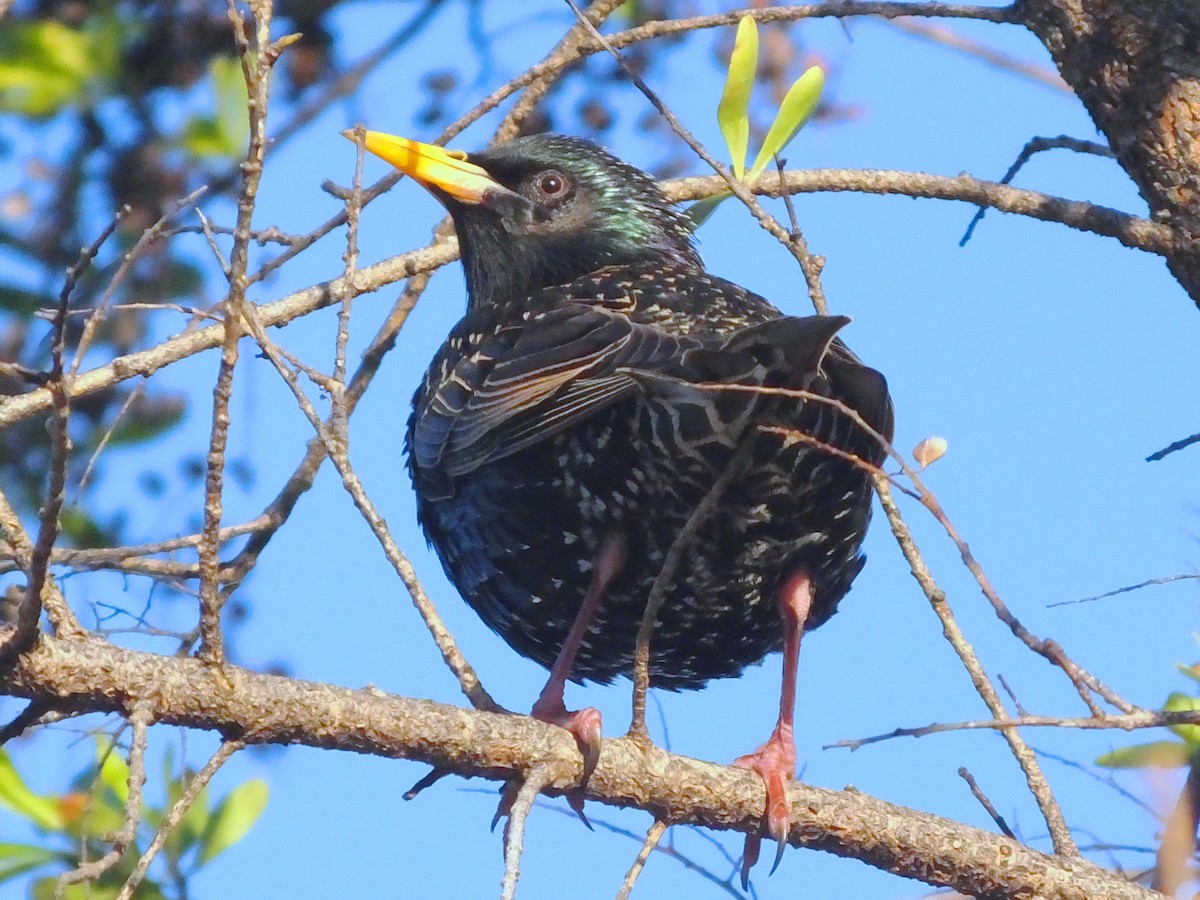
106 397 186 448
1164 692 1200 744
1096 740 1191 769
196 780 267 865
213 55 250 155
33 876 122 900
0 286 49 317
747 65 824 180
717 16 758 179
58 507 114 549
0 16 119 118
96 741 130 806
0 843 63 884
0 751 64 831
180 56 248 159
685 191 732 229
165 783 210 861
1175 662 1200 684
0 21 90 116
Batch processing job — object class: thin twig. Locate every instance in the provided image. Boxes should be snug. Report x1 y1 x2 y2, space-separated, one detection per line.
885 18 1069 93
1050 573 1200 608
529 802 749 899
0 206 126 657
615 819 668 900
0 518 270 577
0 490 79 640
67 189 207 381
998 673 1029 717
873 477 1076 856
501 765 554 900
1035 747 1159 821
628 438 758 742
828 708 1200 747
1147 429 1200 462
72 379 148 501
116 739 246 900
215 269 438 590
961 134 1114 245
565 0 830 313
958 766 1016 839
239 306 499 711
0 700 55 745
722 380 1133 714
332 127 365 443
198 2 280 663
58 706 152 892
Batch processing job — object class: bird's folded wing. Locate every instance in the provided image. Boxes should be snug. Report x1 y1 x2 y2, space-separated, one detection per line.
412 304 700 478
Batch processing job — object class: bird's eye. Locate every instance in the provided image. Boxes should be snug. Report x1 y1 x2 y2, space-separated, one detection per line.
534 170 570 200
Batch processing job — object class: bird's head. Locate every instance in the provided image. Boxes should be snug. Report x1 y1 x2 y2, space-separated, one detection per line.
349 131 701 307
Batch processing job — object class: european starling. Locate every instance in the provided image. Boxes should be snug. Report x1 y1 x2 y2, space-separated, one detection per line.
353 131 894 877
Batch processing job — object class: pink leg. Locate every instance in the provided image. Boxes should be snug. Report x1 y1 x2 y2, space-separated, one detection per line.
733 568 812 887
493 535 627 831
530 534 627 786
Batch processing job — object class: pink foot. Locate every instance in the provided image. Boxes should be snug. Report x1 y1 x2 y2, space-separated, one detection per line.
733 725 796 887
491 701 602 832
531 697 603 788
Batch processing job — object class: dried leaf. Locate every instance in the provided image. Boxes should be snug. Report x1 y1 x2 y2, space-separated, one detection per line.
912 436 948 469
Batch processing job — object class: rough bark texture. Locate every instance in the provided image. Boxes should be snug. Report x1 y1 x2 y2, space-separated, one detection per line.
1021 0 1200 305
0 628 1156 900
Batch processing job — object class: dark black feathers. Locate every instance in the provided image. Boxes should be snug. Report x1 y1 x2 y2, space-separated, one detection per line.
406 134 893 689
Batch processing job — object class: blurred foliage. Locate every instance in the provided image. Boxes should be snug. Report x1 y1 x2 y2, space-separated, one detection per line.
1096 659 1200 770
0 741 267 898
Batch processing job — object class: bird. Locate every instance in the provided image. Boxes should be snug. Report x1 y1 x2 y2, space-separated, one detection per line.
350 129 894 881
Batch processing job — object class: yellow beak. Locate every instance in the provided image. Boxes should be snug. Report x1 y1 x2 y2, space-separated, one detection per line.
342 130 501 205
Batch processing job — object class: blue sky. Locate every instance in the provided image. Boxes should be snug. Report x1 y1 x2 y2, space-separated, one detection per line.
4 2 1199 898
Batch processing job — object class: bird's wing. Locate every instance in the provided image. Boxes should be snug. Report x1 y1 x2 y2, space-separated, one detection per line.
412 303 697 479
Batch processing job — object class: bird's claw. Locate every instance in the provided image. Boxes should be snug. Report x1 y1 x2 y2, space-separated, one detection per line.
562 706 603 785
542 704 602 827
529 699 603 786
734 734 795 889
491 704 603 833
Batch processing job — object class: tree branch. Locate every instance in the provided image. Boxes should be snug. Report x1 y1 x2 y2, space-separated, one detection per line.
0 627 1159 900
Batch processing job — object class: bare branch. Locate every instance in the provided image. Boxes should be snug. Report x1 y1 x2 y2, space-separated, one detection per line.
961 135 1114 245
116 738 246 900
958 766 1017 839
240 306 499 711
567 0 831 314
198 0 281 663
1050 573 1200 607
885 17 1069 92
58 706 151 892
829 710 1200 746
501 766 555 900
874 478 1077 856
0 490 80 642
667 169 1173 257
0 629 1162 900
1147 429 1200 462
615 819 668 900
